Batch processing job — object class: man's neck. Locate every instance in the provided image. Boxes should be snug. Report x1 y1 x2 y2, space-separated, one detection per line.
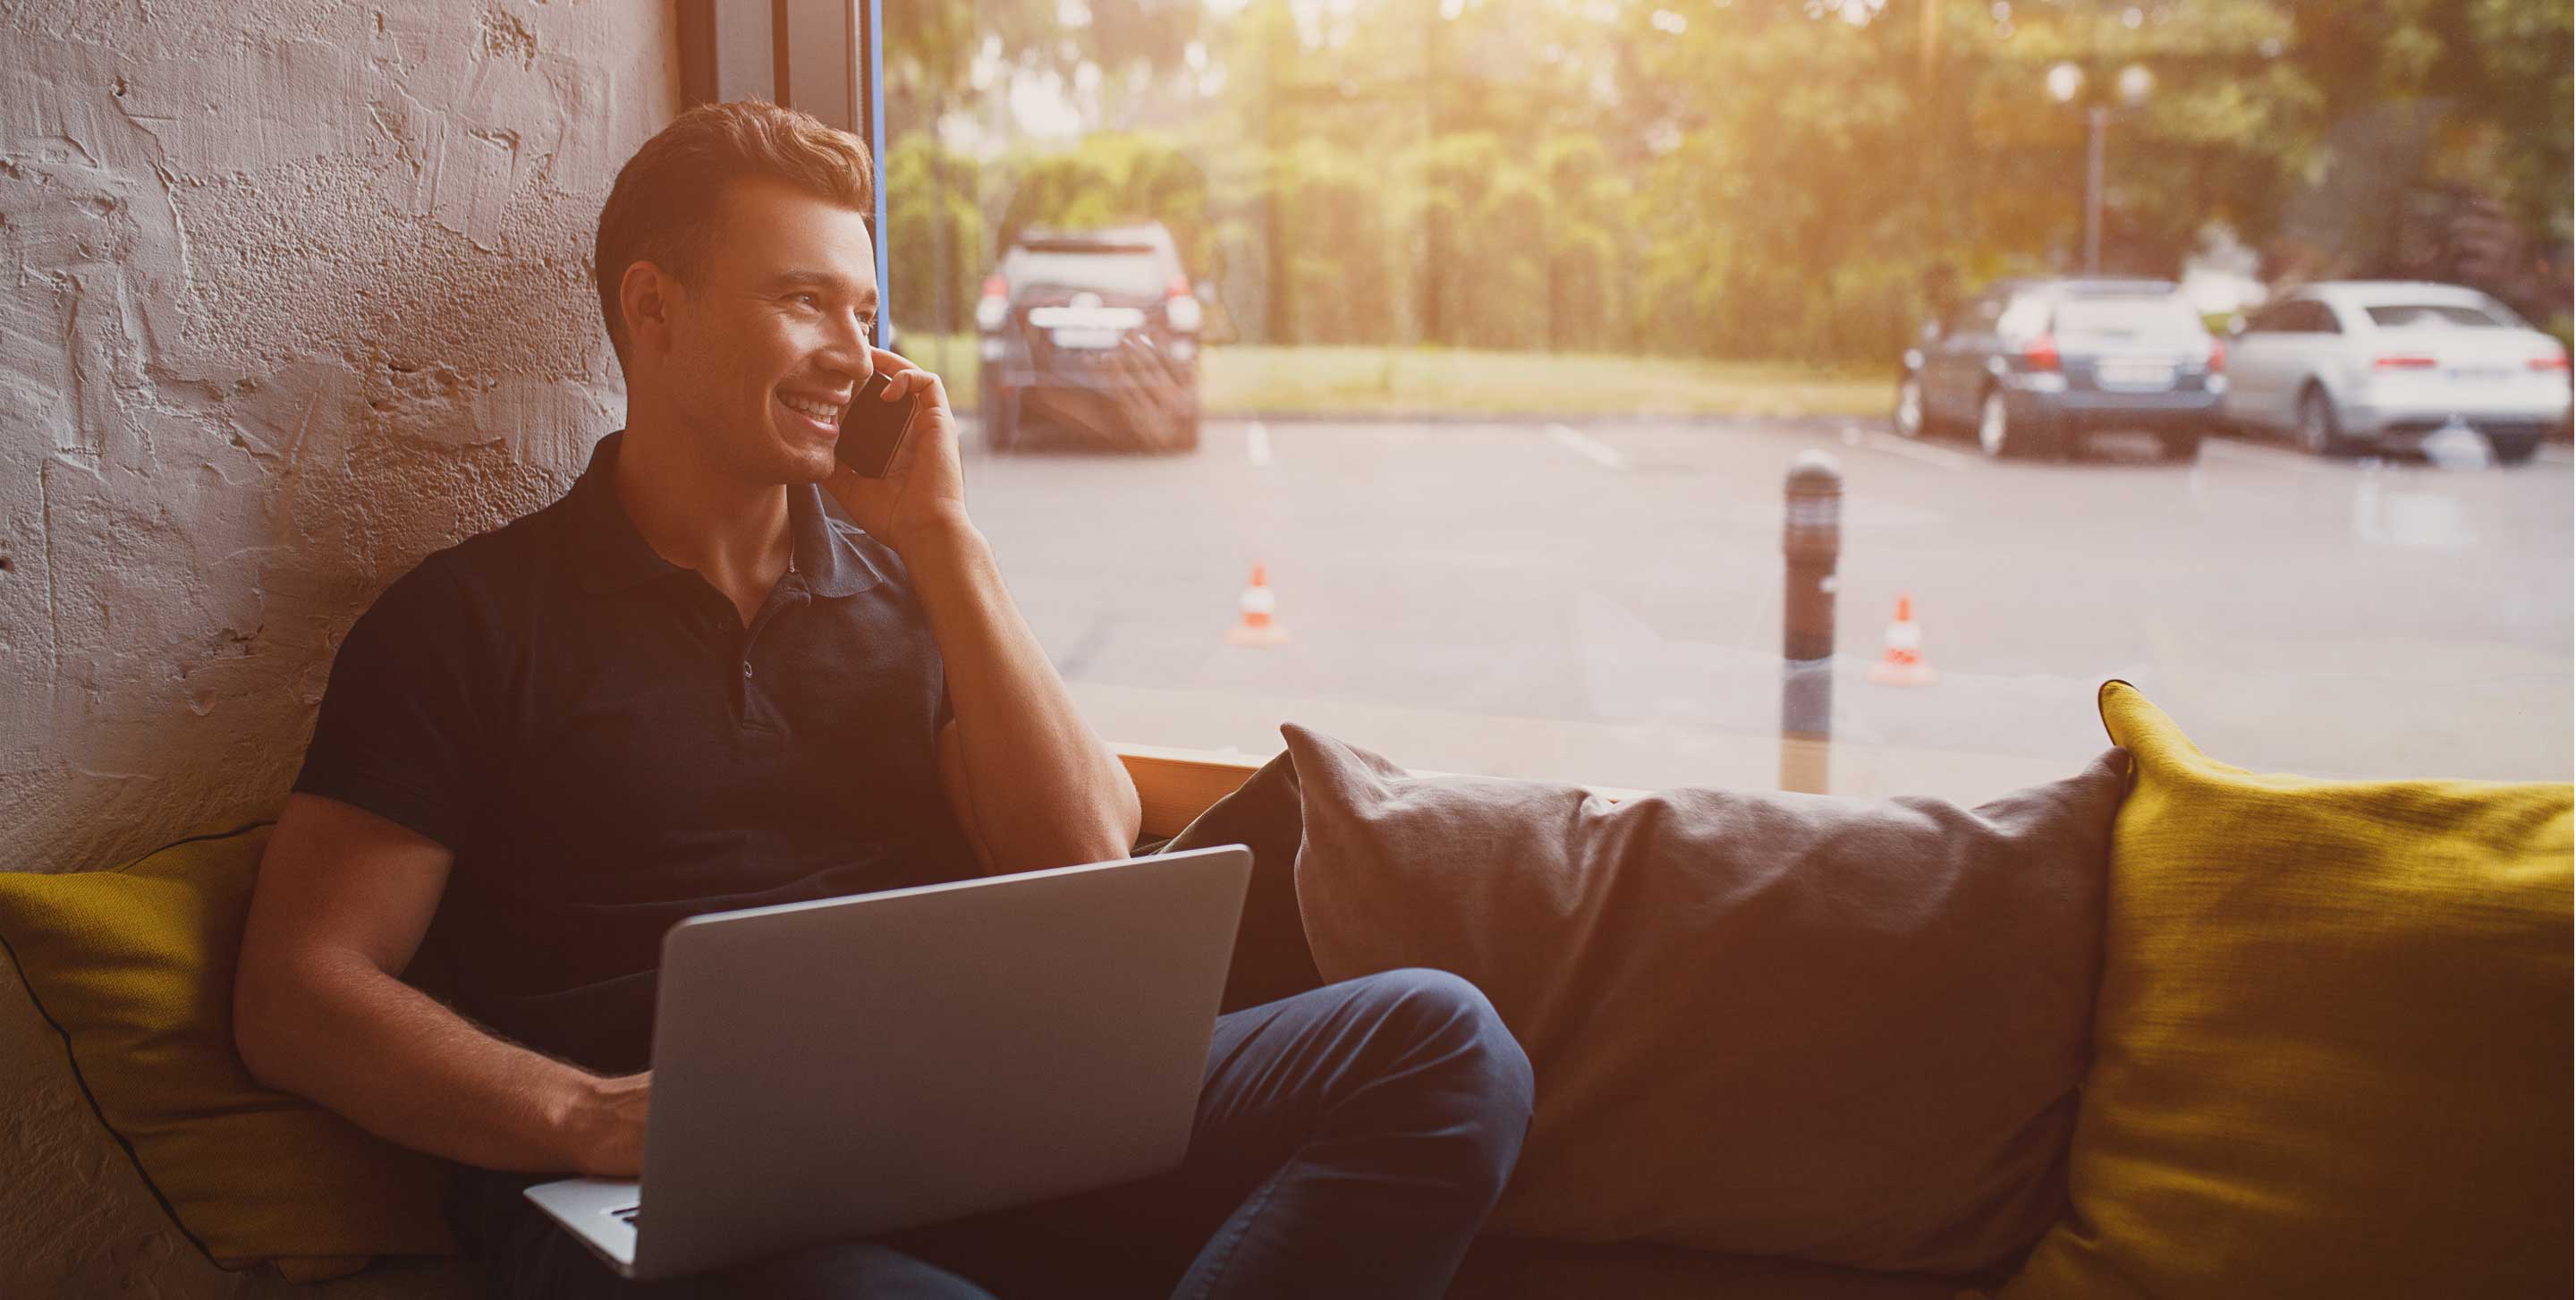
613 410 792 619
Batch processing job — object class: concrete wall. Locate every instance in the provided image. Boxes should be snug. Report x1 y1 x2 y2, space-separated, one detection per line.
2 4 674 1290
2 1 678 875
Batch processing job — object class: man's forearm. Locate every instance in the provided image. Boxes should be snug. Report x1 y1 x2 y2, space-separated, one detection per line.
898 513 1140 871
237 951 618 1174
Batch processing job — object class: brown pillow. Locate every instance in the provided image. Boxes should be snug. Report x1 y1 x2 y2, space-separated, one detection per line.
1283 724 2130 1279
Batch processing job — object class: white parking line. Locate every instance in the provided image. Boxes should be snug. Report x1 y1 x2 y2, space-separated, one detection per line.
1245 420 1272 467
1855 428 1977 472
1545 422 1631 471
2200 438 2322 472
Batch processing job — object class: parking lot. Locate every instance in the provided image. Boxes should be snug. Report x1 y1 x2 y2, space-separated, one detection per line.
960 415 2574 801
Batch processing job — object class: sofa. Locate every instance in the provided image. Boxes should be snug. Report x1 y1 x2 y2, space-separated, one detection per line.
4 682 2567 1299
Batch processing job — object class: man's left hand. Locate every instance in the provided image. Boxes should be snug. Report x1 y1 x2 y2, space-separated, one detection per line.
825 345 970 554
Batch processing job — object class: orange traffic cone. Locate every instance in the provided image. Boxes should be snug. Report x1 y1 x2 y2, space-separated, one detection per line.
1225 564 1290 646
1866 594 1937 686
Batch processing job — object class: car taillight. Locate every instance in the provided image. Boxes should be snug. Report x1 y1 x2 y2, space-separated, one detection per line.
2207 339 2225 374
2529 352 2571 372
1165 275 1203 334
2021 336 2060 370
974 275 1008 333
2372 353 2438 370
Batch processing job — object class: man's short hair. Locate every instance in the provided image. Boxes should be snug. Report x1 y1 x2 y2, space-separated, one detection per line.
593 100 876 366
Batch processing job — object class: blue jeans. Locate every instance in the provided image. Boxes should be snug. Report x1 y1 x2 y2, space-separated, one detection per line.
454 969 1536 1299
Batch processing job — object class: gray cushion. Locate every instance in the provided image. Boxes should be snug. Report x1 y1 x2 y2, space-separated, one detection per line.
1156 750 1323 1013
1283 724 2129 1279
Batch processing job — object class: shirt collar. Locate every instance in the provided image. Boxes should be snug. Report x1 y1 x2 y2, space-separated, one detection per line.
563 430 885 599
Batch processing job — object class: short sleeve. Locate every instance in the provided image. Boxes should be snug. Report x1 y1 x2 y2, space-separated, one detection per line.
292 559 489 850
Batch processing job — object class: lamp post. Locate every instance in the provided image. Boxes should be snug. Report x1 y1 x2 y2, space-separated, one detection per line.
2047 60 2152 275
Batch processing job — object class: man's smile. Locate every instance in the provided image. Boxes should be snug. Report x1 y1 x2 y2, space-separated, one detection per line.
777 389 848 435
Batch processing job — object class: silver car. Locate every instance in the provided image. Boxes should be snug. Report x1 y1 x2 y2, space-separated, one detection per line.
2220 281 2572 463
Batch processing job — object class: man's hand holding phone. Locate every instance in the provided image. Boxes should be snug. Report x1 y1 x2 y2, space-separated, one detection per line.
824 344 970 557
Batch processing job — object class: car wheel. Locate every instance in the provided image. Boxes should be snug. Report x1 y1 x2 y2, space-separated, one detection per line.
2490 431 2540 466
1894 376 1928 438
1977 388 2024 458
2295 385 2348 457
2158 429 2203 462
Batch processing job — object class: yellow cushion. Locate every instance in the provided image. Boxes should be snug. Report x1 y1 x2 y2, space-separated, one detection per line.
1996 682 2572 1300
0 823 456 1279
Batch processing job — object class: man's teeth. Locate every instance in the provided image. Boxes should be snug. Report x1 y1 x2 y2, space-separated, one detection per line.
781 395 843 421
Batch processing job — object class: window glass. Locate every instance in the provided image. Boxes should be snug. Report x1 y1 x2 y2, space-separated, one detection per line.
2269 301 2326 333
883 3 2573 795
1002 248 1172 300
2362 302 2516 329
2243 303 2295 334
1996 295 2051 338
2055 296 2207 339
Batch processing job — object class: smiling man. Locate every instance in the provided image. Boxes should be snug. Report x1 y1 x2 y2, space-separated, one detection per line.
228 101 1532 1298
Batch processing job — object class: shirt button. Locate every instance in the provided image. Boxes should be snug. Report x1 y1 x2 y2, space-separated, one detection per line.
741 662 754 680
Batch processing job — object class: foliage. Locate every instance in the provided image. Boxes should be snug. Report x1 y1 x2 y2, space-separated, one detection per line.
883 0 2572 363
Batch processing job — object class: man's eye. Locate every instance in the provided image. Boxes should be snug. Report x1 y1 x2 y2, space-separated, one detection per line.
792 293 821 310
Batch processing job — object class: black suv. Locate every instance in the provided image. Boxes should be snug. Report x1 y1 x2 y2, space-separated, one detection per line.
1894 277 2224 461
975 222 1204 453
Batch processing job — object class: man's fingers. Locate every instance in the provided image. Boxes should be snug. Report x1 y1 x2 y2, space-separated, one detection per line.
868 344 947 404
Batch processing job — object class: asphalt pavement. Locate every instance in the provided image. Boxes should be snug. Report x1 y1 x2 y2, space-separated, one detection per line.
958 414 2573 801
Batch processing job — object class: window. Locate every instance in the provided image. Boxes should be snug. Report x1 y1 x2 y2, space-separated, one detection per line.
870 3 2572 794
2241 302 2297 334
2256 300 2335 335
1003 245 1173 300
2362 302 2516 330
2054 296 2207 339
1945 298 1997 337
1996 294 2052 339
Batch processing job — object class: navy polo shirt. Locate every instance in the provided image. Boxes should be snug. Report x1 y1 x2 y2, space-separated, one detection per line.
292 429 981 1073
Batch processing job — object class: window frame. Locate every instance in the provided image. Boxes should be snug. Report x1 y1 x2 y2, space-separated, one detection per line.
681 1 894 350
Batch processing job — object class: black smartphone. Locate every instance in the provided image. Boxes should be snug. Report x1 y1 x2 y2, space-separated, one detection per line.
835 371 919 478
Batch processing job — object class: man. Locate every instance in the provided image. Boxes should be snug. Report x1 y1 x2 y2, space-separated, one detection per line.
232 101 1532 1297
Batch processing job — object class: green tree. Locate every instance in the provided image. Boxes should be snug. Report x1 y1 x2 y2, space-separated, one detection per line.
880 0 2569 363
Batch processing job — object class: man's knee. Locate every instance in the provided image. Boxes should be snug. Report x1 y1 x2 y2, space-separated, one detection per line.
1343 967 1536 1130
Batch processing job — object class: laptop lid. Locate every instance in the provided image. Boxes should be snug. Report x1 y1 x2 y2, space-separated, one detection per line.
613 844 1251 1280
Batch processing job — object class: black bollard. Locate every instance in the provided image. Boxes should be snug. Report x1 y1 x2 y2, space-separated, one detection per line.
1781 451 1842 794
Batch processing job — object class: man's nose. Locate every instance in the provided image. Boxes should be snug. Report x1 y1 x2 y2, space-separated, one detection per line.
818 310 872 378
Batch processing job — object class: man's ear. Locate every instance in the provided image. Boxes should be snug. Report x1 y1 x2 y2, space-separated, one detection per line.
618 259 682 358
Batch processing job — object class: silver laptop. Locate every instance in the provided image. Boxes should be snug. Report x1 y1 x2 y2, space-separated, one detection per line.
523 845 1252 1281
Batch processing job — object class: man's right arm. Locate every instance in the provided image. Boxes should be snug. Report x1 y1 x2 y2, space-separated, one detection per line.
233 792 647 1177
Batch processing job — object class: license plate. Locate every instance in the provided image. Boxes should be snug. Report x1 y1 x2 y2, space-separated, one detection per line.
2449 368 2510 383
2097 361 2175 389
1050 327 1121 350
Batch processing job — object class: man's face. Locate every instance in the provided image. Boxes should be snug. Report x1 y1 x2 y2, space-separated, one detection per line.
652 175 879 485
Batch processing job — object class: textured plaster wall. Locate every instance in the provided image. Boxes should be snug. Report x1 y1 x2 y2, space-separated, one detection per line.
3 0 676 871
1 1 677 1292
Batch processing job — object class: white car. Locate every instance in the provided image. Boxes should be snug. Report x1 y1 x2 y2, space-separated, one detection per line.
2219 281 2571 463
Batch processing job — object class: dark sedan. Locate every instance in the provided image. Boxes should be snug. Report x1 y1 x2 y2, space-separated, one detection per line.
1894 278 2225 461
975 222 1204 454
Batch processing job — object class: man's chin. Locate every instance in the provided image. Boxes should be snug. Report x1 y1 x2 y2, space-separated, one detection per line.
787 452 840 484
764 434 841 485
